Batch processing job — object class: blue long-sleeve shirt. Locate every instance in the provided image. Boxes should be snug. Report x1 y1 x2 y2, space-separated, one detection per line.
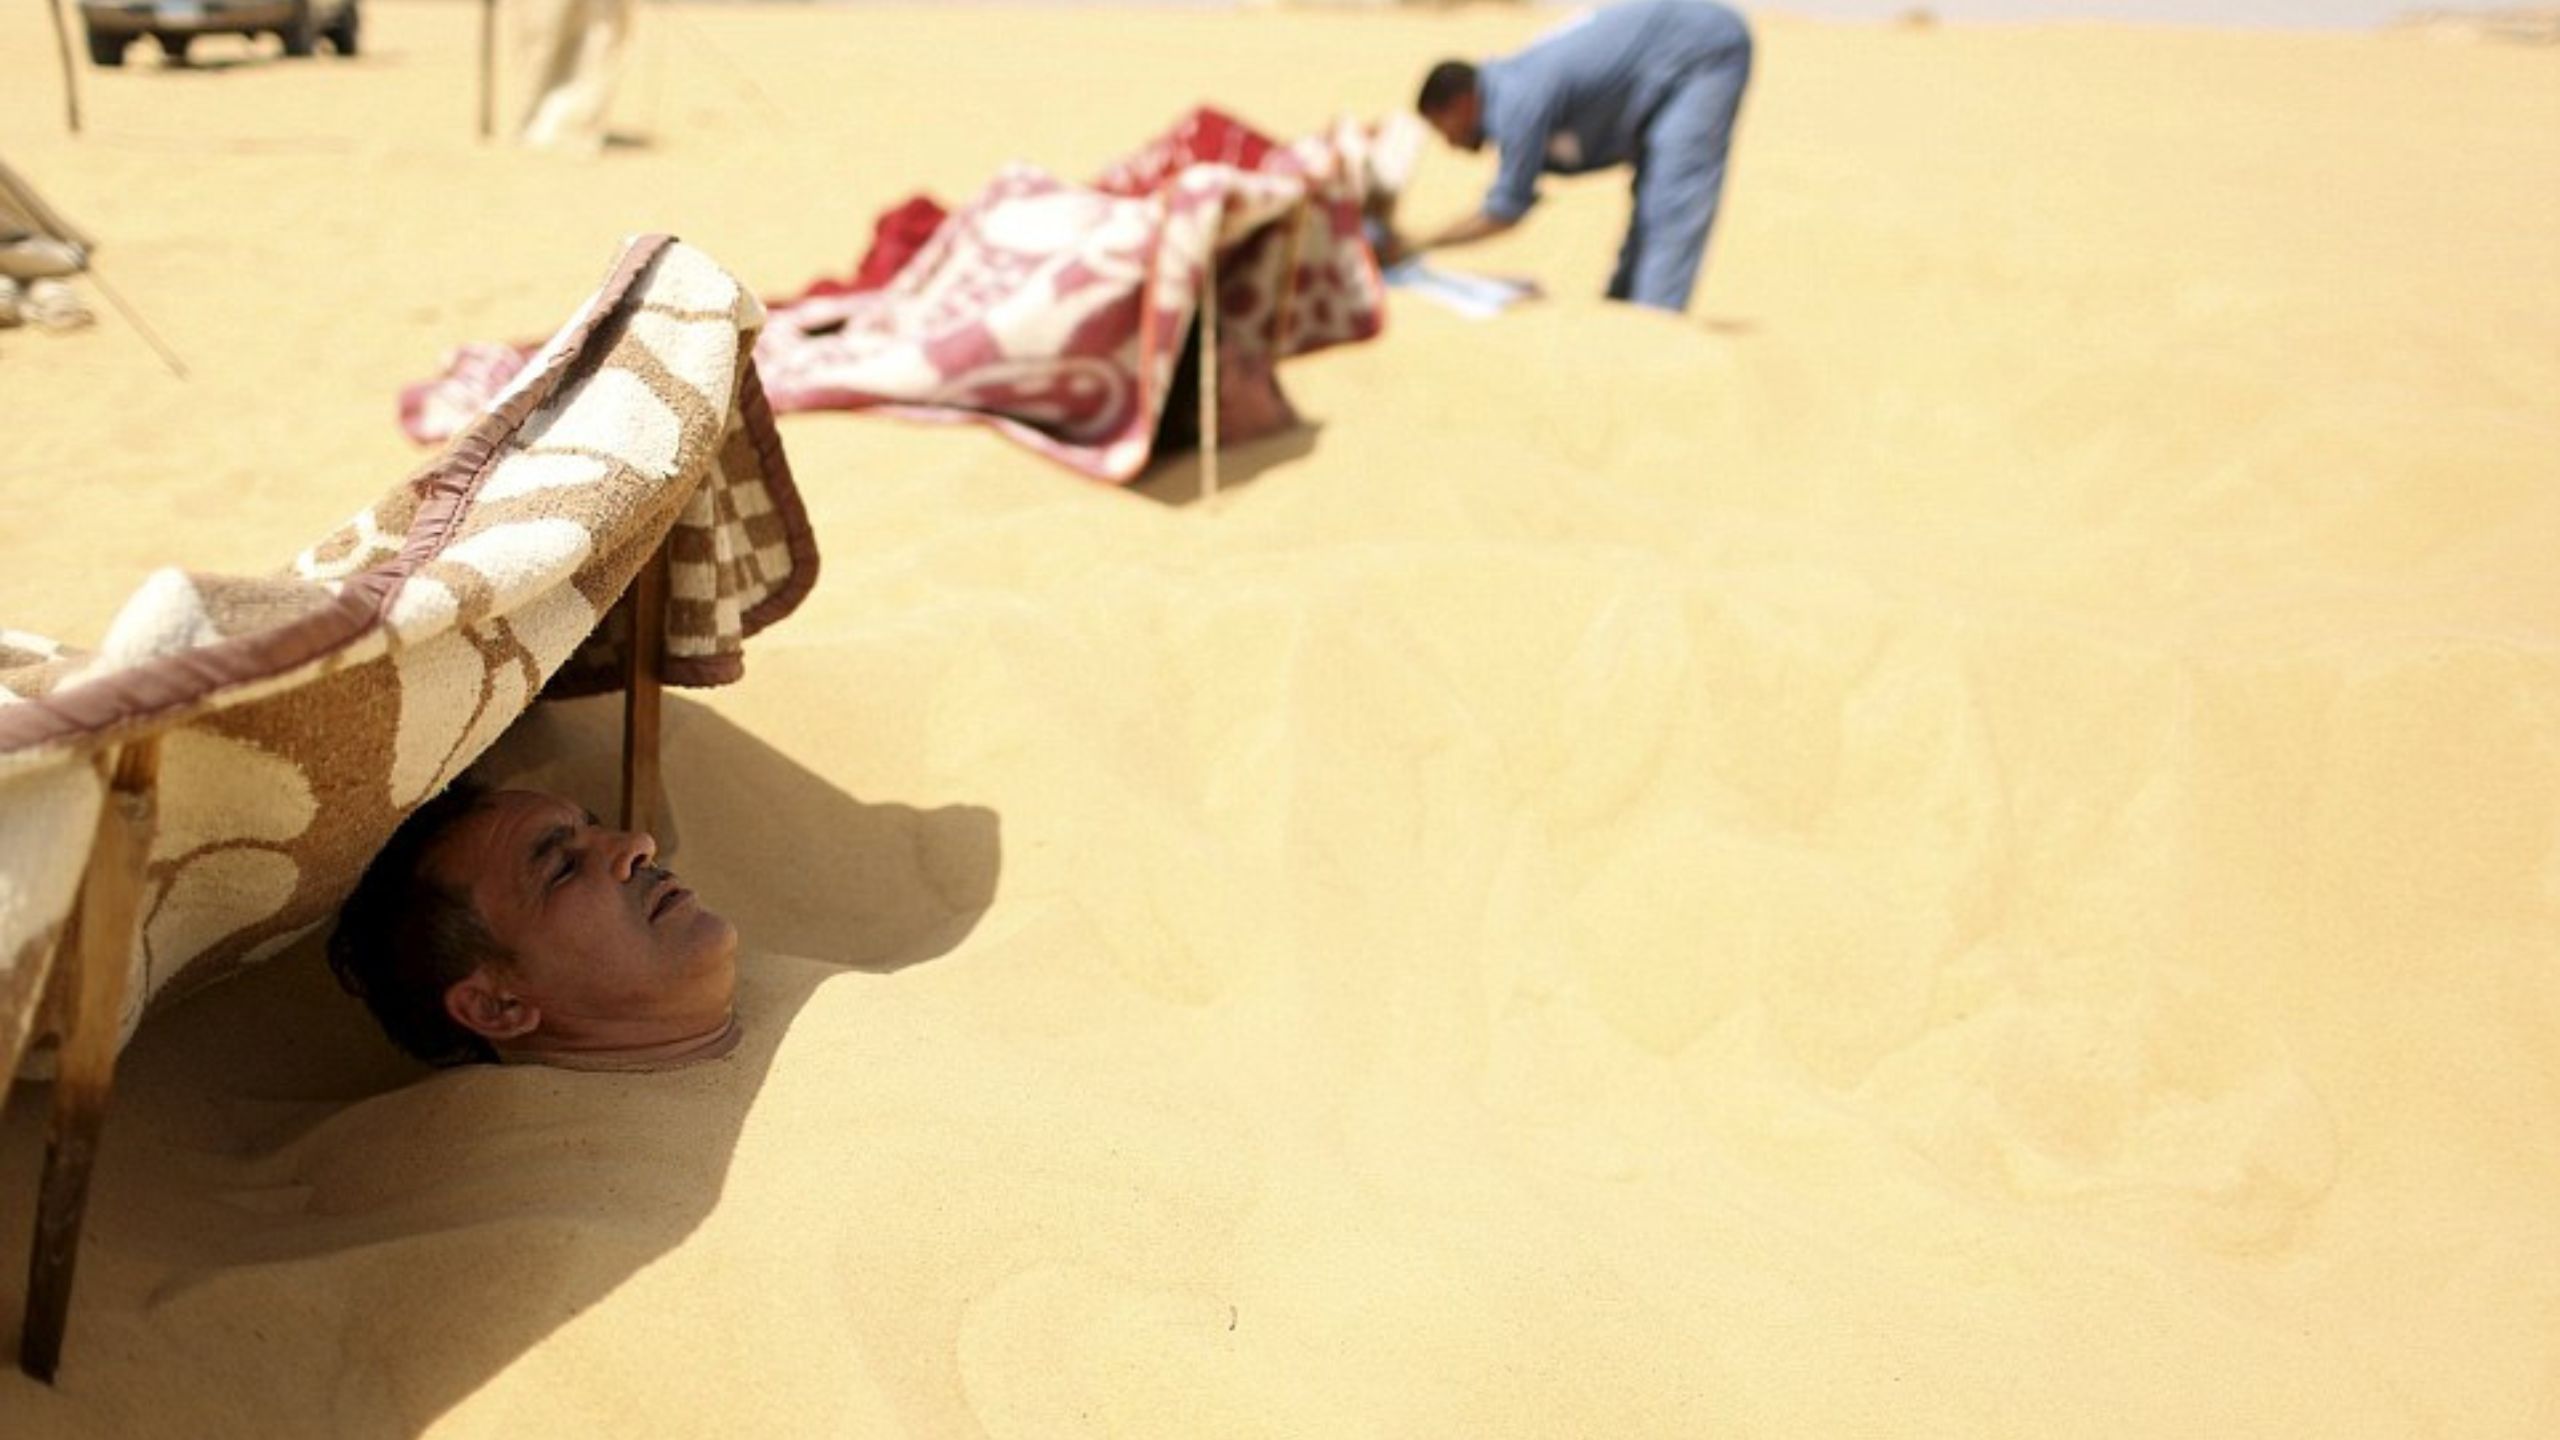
1477 1 1751 221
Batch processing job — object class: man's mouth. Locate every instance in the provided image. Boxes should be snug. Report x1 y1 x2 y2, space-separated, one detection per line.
649 876 691 921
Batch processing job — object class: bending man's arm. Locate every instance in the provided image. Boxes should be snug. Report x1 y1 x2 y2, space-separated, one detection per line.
1419 210 1519 253
1383 94 1541 265
1381 209 1519 266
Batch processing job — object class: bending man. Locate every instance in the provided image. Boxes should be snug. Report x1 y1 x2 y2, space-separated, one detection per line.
1394 0 1753 313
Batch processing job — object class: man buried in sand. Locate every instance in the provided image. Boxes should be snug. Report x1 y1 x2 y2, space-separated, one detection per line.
1389 0 1753 313
328 781 741 1072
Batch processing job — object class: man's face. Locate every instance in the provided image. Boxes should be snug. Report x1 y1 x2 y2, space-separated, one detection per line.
1425 93 1485 153
427 790 738 1042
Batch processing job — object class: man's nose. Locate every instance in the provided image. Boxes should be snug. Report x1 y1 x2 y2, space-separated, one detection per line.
610 828 659 879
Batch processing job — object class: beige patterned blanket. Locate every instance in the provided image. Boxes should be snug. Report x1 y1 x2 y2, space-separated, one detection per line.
0 236 817 1077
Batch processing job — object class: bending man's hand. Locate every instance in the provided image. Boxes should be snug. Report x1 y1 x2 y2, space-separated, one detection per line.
1415 209 1519 255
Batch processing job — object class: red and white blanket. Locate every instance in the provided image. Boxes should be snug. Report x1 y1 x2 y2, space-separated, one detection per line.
401 108 1388 483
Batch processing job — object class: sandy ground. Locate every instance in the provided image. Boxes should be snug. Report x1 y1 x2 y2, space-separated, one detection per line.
4 2 2559 1434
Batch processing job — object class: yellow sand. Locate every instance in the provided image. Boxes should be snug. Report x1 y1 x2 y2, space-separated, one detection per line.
5 4 2558 1433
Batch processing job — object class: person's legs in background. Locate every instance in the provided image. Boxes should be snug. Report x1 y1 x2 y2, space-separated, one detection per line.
1605 169 1651 303
1616 37 1752 312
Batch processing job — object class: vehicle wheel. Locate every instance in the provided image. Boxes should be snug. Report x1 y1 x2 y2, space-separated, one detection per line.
86 26 127 67
160 32 191 64
282 0 317 57
324 4 359 57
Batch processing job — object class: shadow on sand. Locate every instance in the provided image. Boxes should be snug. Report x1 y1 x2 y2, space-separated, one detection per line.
1130 422 1323 508
0 694 998 1431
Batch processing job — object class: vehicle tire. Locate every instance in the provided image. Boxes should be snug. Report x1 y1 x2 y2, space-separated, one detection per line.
86 25 127 67
160 32 191 64
325 3 360 57
282 0 317 57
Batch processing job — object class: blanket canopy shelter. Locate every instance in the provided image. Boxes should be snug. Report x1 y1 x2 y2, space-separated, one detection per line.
404 108 1394 493
0 235 817 1382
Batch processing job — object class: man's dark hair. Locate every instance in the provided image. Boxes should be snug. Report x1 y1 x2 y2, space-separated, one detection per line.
1417 60 1478 117
327 779 508 1067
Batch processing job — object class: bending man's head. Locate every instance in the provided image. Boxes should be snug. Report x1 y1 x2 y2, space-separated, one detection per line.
329 783 741 1070
1416 60 1485 152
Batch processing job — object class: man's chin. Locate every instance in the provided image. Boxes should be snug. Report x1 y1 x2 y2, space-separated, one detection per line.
658 906 741 984
700 911 743 969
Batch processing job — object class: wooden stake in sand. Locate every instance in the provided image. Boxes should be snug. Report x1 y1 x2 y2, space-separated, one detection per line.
1200 236 1220 500
1270 200 1307 357
479 0 497 140
86 265 190 380
48 0 82 135
618 538 668 836
18 738 161 1384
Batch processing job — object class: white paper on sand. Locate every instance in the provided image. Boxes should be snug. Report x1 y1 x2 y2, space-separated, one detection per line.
1384 258 1538 320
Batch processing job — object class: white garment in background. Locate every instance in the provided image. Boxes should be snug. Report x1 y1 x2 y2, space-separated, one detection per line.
515 0 635 154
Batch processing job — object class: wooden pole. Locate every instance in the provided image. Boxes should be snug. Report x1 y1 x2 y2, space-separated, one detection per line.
478 0 497 140
19 738 160 1383
48 0 82 136
1199 235 1219 500
1270 201 1308 357
618 538 668 835
86 265 190 381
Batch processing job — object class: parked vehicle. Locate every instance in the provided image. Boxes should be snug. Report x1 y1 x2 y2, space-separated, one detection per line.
80 0 360 67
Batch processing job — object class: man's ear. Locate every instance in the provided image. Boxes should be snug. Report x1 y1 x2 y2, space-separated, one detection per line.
444 966 541 1042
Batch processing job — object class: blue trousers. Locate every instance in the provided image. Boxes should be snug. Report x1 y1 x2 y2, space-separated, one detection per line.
1607 28 1753 312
